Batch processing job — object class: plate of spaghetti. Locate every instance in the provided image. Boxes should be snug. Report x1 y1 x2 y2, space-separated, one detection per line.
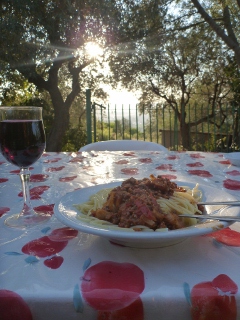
54 175 240 248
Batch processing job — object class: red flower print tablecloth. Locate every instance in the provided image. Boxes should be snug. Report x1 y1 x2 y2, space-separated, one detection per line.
1 150 240 320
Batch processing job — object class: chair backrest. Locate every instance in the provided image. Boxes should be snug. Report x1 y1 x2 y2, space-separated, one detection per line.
79 140 167 152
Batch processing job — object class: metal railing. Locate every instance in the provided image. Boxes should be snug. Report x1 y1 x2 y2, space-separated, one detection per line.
86 92 240 152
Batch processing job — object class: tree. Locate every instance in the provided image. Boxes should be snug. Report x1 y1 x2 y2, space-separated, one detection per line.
108 4 233 149
1 0 170 151
0 0 122 151
189 0 240 67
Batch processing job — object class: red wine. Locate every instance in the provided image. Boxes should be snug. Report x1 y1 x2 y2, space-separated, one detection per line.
0 120 46 167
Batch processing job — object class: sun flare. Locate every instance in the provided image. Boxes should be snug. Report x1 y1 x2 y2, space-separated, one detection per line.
85 42 103 58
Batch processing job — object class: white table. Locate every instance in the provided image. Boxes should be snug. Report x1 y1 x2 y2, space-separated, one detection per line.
1 150 240 320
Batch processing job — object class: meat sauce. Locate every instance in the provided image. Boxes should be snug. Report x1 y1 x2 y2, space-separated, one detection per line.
91 175 191 231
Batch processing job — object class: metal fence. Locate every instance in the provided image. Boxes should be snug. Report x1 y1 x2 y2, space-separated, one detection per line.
86 90 240 152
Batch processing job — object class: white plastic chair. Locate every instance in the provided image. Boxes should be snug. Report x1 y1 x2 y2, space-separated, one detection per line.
79 140 167 152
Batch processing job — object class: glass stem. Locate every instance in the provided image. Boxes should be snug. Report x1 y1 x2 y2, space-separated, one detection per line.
19 168 33 216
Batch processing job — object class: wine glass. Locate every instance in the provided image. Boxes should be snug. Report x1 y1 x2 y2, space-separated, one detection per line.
0 106 51 228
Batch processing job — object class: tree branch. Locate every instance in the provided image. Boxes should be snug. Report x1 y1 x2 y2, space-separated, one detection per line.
18 66 49 91
149 80 178 111
223 5 238 44
190 0 240 66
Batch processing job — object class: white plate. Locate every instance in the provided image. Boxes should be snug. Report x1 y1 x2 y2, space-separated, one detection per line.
224 152 240 166
54 181 240 248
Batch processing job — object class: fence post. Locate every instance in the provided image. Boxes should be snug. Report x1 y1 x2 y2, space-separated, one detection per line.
174 109 178 150
86 89 92 144
93 102 97 142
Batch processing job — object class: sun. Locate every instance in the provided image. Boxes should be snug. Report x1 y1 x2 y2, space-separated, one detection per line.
85 42 103 58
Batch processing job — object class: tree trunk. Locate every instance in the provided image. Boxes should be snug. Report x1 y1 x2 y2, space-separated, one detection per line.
180 122 191 150
46 99 70 152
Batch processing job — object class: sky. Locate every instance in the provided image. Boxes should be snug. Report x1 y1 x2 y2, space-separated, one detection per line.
86 43 140 108
108 89 139 107
93 88 148 130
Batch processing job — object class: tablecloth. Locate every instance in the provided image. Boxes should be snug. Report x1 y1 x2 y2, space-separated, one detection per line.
1 150 240 320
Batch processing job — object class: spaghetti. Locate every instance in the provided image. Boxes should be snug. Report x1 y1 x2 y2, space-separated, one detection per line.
74 176 203 232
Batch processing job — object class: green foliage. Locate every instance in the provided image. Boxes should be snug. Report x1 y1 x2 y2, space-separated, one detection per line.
1 0 135 151
224 57 240 108
0 78 55 140
62 126 87 152
93 119 145 142
1 0 240 152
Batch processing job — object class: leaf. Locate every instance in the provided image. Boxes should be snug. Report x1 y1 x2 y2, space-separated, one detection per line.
25 255 39 264
4 252 23 256
82 258 91 271
183 282 192 306
41 227 51 234
73 284 84 313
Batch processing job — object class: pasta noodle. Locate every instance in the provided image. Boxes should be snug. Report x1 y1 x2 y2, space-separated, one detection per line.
74 181 202 232
157 186 201 227
77 188 112 214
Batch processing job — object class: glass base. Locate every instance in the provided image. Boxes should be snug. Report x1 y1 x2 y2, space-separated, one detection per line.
4 211 51 229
